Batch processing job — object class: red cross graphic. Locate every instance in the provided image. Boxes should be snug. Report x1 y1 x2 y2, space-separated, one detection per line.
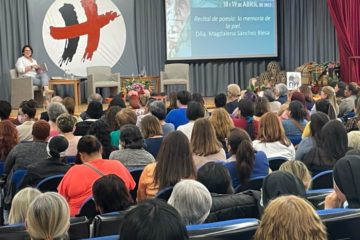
50 0 119 61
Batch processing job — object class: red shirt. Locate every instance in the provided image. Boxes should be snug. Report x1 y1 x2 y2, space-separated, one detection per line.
232 117 259 140
58 159 135 216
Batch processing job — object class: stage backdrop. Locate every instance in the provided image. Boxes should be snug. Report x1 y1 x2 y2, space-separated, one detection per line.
27 0 138 79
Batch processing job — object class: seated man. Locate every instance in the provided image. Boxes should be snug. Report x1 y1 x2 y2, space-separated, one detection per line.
58 135 135 216
15 45 53 96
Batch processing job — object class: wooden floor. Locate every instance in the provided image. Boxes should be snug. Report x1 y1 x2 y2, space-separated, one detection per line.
10 97 216 119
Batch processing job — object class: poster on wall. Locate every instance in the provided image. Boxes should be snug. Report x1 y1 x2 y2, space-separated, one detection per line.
287 72 302 90
27 0 138 77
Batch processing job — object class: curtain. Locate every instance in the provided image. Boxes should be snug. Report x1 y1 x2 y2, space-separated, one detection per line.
327 0 360 83
0 0 29 102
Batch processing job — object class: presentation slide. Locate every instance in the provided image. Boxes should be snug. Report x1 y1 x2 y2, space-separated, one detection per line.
165 0 278 61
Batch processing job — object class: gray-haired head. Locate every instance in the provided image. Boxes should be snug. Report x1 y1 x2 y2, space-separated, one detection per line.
168 179 212 225
275 83 288 97
47 102 68 122
87 93 103 104
149 101 166 120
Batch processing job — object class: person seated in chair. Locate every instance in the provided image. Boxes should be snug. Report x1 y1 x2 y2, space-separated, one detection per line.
15 45 53 96
165 90 192 129
0 100 12 122
19 136 71 189
16 99 37 141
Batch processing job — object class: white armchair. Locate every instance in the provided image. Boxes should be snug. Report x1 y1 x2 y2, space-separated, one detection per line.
160 63 190 93
86 66 121 97
10 69 42 107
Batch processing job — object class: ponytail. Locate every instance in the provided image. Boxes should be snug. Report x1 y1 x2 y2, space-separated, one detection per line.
245 116 255 140
236 140 255 185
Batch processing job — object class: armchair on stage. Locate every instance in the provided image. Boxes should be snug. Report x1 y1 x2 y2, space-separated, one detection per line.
87 66 121 97
10 69 42 107
160 63 190 93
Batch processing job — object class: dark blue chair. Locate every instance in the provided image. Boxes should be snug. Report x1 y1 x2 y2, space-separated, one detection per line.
188 218 259 240
317 208 360 240
0 161 5 175
12 169 27 192
69 216 90 239
65 156 76 164
155 186 174 201
268 157 288 171
288 135 302 146
306 189 333 210
93 211 124 237
76 196 99 220
81 235 119 240
129 167 144 202
36 174 64 192
0 223 29 240
311 170 333 190
235 176 265 193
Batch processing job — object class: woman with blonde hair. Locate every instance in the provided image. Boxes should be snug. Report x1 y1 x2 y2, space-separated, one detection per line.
191 118 226 168
208 108 234 152
311 86 339 116
8 187 41 224
254 195 327 240
279 160 312 190
253 112 295 159
26 192 70 240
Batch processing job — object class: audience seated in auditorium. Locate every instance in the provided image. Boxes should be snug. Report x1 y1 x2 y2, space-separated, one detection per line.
303 120 347 175
74 101 103 136
19 136 71 189
296 112 329 161
0 100 12 121
56 113 81 156
109 124 154 170
261 171 306 207
47 102 68 137
8 187 41 224
137 131 196 201
274 83 288 104
87 120 116 159
279 160 312 190
209 108 234 152
40 96 63 122
0 120 18 160
141 115 163 158
26 192 70 240
110 108 137 148
224 128 268 188
192 93 210 117
325 155 360 209
149 100 175 136
254 96 270 121
5 120 50 205
79 93 103 120
300 85 315 111
263 89 281 113
225 84 241 114
345 97 360 132
178 101 205 140
253 112 295 160
165 90 192 129
58 135 135 216
339 82 358 117
254 195 327 240
214 93 227 109
168 179 212 225
119 199 188 240
282 100 308 145
92 174 134 214
166 91 178 113
191 118 226 168
232 99 259 140
16 99 37 141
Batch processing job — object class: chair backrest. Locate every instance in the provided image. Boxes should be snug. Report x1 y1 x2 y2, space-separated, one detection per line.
0 161 5 175
9 69 18 79
36 174 64 192
188 218 259 240
12 169 27 192
318 208 360 240
268 157 288 171
0 223 29 240
77 196 99 220
164 64 189 79
155 186 174 201
311 170 333 190
65 155 77 164
306 189 334 210
93 212 124 237
129 167 144 201
235 176 265 193
69 216 90 239
87 66 112 81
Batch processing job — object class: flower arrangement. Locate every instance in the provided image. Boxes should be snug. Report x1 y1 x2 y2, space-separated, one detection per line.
126 82 151 97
